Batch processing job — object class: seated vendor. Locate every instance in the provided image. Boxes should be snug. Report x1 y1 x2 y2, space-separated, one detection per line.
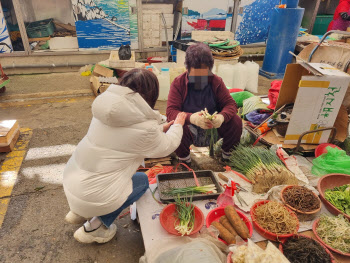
63 69 187 244
166 43 242 165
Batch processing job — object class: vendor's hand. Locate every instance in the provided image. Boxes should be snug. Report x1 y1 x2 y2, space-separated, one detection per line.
190 112 213 129
163 120 174 133
174 112 187 126
212 114 225 128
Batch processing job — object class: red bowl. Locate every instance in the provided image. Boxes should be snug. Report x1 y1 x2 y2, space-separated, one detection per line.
281 185 322 215
250 200 299 241
317 174 350 221
159 203 204 236
206 207 253 244
313 219 350 257
315 143 341 158
278 234 335 262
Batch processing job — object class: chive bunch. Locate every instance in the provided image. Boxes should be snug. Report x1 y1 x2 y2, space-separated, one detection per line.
174 196 196 236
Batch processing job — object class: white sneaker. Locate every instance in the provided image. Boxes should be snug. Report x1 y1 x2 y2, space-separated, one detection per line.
73 223 117 244
65 211 87 225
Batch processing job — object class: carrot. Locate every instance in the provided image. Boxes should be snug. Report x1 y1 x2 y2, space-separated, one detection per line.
224 205 250 239
219 216 238 237
211 221 236 244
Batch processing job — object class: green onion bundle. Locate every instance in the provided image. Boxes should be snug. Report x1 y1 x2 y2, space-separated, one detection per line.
174 196 195 236
162 184 217 196
229 145 298 193
201 108 218 157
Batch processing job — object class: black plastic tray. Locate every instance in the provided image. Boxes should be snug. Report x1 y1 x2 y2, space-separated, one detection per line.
156 170 222 203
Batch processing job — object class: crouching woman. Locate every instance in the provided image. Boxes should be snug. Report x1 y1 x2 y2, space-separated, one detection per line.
63 69 186 243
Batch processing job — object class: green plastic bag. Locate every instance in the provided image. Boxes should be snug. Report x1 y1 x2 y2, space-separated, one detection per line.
312 147 350 176
230 91 254 107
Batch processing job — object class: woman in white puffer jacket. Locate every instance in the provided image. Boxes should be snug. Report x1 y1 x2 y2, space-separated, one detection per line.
63 69 186 244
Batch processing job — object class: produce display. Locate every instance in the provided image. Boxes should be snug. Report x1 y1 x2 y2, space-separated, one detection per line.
282 236 332 263
174 197 195 236
229 145 298 193
316 215 350 254
325 184 350 215
282 186 320 212
231 239 290 263
211 205 250 244
253 201 298 235
162 184 217 196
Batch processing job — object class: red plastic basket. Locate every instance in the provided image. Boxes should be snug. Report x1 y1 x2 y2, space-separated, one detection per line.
206 207 253 244
315 143 341 158
250 200 299 241
312 219 350 257
159 203 204 236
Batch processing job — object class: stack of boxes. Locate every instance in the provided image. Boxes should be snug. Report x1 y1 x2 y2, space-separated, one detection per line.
142 4 174 48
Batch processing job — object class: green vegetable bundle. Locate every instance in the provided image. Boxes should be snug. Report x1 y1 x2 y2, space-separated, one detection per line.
325 184 350 215
174 196 195 236
229 145 298 193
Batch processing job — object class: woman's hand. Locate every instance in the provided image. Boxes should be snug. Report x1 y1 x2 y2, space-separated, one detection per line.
174 112 187 126
163 120 174 133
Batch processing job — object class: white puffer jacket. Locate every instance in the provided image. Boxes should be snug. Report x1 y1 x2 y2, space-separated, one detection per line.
63 85 183 218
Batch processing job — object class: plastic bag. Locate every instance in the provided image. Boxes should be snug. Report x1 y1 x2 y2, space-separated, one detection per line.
311 147 350 176
118 44 131 60
231 91 255 107
244 61 259 93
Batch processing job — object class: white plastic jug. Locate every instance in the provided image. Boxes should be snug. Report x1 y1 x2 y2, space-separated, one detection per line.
158 68 170 101
217 64 235 88
244 61 259 93
231 62 248 91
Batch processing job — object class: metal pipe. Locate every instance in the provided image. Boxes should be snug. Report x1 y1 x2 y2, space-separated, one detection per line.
3 62 88 69
308 30 350 62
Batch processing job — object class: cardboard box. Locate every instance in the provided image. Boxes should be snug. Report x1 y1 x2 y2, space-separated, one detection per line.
90 76 118 97
275 63 350 145
109 51 136 69
92 64 114 78
0 120 20 152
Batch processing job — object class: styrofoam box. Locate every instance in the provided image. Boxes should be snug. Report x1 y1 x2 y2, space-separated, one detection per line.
142 4 173 14
49 37 79 50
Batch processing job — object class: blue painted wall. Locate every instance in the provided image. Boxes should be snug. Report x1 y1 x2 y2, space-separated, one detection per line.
235 0 279 45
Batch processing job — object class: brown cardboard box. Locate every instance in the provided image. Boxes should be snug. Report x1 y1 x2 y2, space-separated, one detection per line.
0 120 20 152
92 64 114 78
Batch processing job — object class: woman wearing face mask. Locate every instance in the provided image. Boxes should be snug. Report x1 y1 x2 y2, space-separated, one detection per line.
166 43 242 165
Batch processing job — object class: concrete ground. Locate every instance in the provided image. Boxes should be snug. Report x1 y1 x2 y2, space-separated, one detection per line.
0 72 273 263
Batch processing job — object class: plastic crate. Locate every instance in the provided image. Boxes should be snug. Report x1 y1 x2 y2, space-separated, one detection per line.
312 15 333 36
26 19 55 38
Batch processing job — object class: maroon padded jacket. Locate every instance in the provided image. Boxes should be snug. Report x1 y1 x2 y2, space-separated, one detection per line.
166 72 238 124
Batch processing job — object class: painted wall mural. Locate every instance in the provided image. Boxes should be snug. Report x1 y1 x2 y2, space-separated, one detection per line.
181 0 232 39
235 0 279 45
71 0 135 50
0 4 13 53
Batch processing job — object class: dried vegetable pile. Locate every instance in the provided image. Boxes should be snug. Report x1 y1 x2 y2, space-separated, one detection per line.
282 186 320 212
316 214 350 254
282 236 332 263
253 201 298 235
229 145 298 193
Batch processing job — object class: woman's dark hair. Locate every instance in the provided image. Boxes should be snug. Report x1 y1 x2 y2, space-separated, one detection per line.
119 68 159 109
185 43 214 70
